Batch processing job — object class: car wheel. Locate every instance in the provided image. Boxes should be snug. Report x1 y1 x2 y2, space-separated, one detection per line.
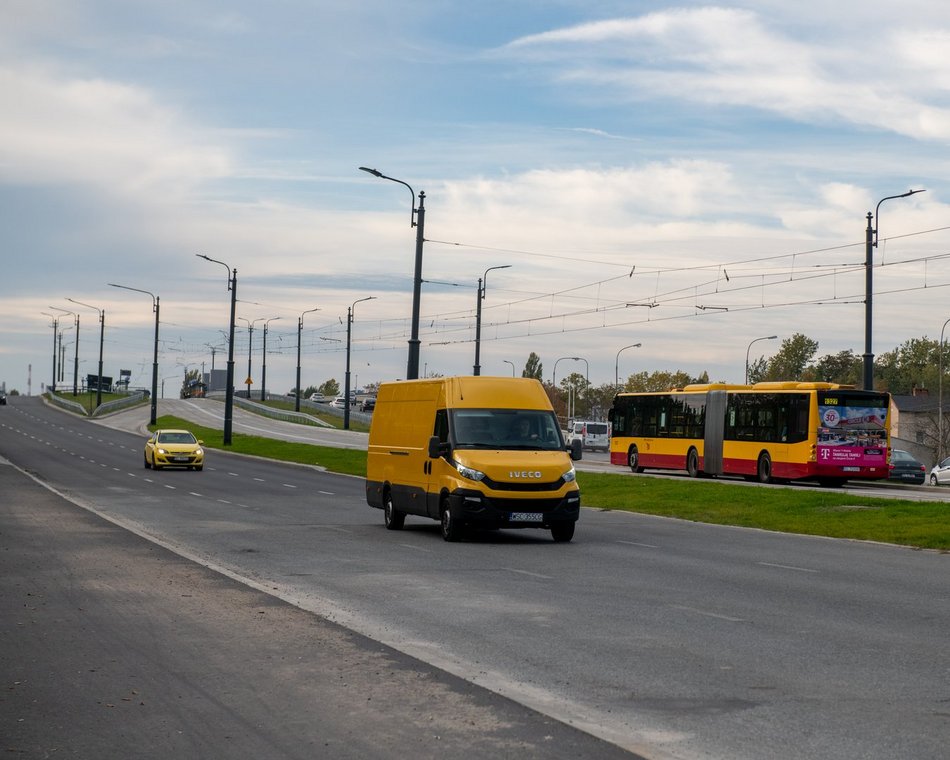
931 474 939 486
440 499 464 542
686 448 700 478
757 452 772 484
551 522 575 543
144 454 151 469
383 488 405 530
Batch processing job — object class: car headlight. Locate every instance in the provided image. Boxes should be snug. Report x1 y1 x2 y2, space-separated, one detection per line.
157 447 167 455
194 448 203 456
454 460 486 482
562 466 577 483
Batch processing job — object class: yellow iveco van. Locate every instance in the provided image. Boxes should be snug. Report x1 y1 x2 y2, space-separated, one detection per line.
366 376 582 542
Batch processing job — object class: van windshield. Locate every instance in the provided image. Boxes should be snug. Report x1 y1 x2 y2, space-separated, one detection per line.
450 409 564 450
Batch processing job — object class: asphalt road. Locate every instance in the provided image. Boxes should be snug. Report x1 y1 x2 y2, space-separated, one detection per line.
3 396 949 760
0 397 636 760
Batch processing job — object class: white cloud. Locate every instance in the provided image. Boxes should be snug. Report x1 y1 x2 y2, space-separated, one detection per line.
502 7 950 140
0 64 233 195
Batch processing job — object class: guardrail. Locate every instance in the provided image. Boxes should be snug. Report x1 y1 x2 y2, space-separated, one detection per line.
92 392 147 418
230 395 334 428
47 393 89 416
203 391 373 427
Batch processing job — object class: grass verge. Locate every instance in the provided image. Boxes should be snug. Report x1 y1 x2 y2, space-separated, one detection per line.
153 415 949 550
151 415 366 477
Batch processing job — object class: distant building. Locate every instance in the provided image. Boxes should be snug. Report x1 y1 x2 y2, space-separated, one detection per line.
890 387 939 465
204 369 229 393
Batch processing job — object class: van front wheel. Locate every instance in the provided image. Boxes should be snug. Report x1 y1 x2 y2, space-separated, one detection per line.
440 502 464 542
384 489 405 530
551 523 575 543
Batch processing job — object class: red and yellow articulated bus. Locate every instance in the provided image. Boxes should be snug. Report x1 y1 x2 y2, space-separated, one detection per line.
608 382 890 486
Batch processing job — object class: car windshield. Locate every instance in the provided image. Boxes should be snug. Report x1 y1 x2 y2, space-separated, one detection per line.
450 409 564 450
158 432 197 444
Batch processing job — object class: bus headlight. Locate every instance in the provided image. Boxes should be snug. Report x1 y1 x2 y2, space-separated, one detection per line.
454 460 486 482
562 466 577 483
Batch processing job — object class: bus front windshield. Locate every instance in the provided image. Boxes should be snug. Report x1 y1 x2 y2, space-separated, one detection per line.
450 409 564 450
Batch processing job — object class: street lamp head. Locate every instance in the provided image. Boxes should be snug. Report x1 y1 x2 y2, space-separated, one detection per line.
359 166 383 178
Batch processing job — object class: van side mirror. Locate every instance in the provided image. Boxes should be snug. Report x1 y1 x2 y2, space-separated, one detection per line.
428 435 448 459
569 438 583 461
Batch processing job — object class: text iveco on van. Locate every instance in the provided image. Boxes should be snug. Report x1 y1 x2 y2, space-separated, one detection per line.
365 376 582 542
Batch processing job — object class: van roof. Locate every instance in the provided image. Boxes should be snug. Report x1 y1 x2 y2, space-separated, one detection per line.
377 376 552 410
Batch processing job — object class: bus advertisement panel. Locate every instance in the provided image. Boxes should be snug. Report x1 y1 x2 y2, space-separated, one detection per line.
816 391 888 475
608 383 891 485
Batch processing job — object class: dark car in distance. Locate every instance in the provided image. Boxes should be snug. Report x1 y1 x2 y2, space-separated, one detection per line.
888 449 926 485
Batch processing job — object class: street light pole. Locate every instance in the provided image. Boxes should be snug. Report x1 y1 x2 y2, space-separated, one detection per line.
261 317 280 401
503 360 516 377
41 313 58 393
473 264 511 376
238 317 266 400
615 343 642 389
108 284 160 425
345 296 376 430
197 255 237 444
864 189 925 390
359 166 426 379
553 356 588 420
296 307 320 412
745 335 778 385
52 307 79 395
939 317 950 464
67 298 105 408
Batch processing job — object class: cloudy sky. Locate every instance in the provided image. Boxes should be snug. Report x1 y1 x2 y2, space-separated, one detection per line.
3 1 949 397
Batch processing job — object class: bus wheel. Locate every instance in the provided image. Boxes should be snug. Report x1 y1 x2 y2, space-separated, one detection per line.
628 446 644 473
551 522 575 543
686 448 700 478
383 487 405 530
756 453 772 484
440 498 464 542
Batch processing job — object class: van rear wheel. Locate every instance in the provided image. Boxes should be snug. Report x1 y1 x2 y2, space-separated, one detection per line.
384 489 405 530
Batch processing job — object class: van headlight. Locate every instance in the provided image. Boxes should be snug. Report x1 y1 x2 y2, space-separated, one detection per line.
454 460 486 482
562 466 577 483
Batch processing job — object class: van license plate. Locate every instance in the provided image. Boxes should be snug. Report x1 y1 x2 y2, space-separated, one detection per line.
510 512 542 522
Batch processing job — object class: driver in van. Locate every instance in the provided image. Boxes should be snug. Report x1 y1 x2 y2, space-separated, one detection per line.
508 417 538 441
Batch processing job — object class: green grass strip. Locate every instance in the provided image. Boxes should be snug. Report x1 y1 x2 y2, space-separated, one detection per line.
150 415 366 477
577 472 950 551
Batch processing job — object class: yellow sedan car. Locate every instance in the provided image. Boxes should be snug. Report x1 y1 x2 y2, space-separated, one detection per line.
144 429 205 471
